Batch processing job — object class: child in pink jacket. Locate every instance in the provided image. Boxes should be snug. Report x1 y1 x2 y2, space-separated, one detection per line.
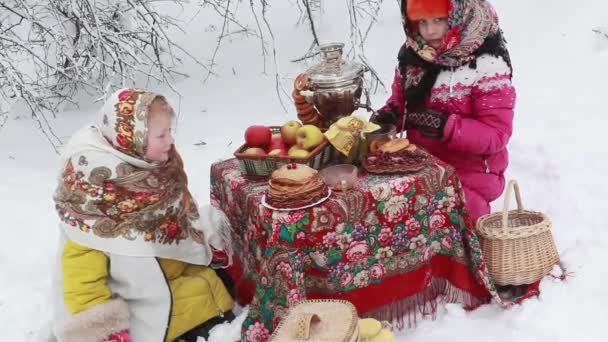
373 0 515 222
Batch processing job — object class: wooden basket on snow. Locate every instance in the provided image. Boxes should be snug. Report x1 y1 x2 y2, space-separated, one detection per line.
234 126 333 177
269 299 360 342
476 180 560 286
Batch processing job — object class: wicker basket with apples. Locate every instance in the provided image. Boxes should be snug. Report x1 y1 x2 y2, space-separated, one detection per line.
234 121 333 177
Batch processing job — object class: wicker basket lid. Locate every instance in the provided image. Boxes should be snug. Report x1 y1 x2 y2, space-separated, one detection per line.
270 300 360 342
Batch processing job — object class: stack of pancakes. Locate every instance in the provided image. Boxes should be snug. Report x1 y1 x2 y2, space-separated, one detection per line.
266 164 328 208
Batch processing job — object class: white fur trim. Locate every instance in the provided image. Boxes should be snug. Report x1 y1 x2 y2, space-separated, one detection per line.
54 299 130 342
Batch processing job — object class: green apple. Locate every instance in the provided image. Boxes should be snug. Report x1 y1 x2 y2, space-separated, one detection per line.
281 120 302 147
287 147 310 158
243 147 266 156
296 124 325 151
288 145 300 154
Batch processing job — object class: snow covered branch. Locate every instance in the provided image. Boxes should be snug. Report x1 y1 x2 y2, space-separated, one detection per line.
0 0 210 150
0 0 391 150
289 0 387 93
345 0 386 92
592 28 608 40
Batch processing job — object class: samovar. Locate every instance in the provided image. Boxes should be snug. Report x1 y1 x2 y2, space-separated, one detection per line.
302 42 372 128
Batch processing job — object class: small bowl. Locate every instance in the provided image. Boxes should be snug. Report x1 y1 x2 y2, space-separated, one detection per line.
364 124 397 141
320 164 358 191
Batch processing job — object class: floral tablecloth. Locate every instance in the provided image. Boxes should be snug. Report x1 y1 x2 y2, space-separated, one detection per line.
210 158 499 342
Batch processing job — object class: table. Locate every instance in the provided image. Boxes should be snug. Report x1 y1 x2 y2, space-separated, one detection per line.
210 158 499 341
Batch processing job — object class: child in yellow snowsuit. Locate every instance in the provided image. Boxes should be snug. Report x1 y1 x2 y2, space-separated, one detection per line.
52 88 234 342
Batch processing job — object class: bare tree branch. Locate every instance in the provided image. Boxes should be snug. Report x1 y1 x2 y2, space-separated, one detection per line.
593 28 608 39
204 0 231 82
259 0 290 113
249 0 269 73
0 104 8 132
359 55 386 92
1 0 218 151
301 0 320 47
289 50 320 63
1 0 392 151
345 0 387 92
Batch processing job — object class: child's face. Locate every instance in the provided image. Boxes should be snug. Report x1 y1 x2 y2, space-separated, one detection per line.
417 17 449 49
145 105 174 162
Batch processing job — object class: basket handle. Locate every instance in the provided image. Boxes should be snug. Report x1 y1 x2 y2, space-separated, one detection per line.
501 180 524 228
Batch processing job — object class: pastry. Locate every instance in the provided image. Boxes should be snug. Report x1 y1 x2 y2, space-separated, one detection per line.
266 163 329 209
294 73 310 91
369 139 389 153
296 103 322 125
363 144 427 174
293 73 323 126
293 89 307 104
296 101 313 113
379 138 410 153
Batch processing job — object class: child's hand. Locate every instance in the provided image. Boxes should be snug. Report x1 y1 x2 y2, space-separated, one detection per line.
371 103 401 126
406 108 449 138
211 248 230 268
104 330 133 342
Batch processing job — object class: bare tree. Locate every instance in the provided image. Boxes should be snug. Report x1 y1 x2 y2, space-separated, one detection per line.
1 0 390 150
291 0 387 92
0 110 8 134
1 1 65 147
0 0 210 150
345 0 387 92
197 0 389 101
197 0 295 111
593 27 608 39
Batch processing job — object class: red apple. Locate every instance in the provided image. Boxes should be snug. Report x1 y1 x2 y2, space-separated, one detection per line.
296 125 325 151
280 121 302 147
268 133 287 152
244 125 272 148
243 147 267 156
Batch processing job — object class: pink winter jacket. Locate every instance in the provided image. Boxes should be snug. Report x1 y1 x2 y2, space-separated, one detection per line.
381 54 516 214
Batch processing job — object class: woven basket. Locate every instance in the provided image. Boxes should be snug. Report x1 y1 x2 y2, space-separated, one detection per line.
476 180 560 286
269 299 360 342
234 126 333 177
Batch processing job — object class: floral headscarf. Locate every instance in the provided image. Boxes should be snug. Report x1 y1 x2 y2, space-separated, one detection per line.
398 0 508 112
402 0 499 65
53 88 229 265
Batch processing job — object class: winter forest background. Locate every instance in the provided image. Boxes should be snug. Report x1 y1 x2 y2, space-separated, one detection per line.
0 0 391 151
1 0 608 341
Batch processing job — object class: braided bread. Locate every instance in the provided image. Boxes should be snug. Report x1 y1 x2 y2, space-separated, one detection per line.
292 73 322 126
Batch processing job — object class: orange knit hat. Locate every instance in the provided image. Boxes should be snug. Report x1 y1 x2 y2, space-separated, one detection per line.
406 0 450 21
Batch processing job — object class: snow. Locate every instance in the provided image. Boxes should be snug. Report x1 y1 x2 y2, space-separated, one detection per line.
1 0 607 341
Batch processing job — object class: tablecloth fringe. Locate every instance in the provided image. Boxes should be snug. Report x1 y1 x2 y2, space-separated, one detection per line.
362 278 486 330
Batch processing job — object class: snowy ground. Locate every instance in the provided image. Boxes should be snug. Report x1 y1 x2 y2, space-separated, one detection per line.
1 0 608 341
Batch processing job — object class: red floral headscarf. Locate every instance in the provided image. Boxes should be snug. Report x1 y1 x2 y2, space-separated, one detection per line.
402 0 499 66
53 88 228 266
